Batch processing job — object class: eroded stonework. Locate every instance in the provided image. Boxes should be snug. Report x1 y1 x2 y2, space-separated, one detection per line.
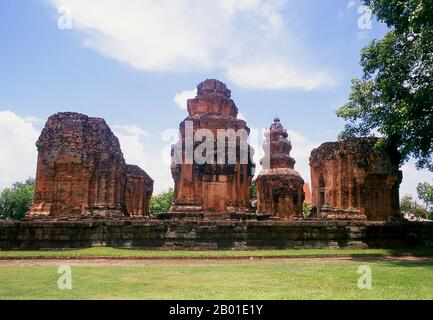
170 79 255 214
256 118 305 219
125 165 154 216
27 112 153 219
2 220 432 250
309 138 402 221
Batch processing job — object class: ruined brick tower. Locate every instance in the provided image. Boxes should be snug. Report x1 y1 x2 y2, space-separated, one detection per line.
170 79 255 214
125 165 154 216
256 117 305 218
309 138 402 220
27 112 153 218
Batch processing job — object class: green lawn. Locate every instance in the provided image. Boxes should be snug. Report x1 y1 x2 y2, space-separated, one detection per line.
1 247 433 259
1 261 432 299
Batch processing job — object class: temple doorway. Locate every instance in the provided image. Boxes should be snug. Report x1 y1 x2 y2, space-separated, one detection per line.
203 181 227 213
318 174 326 213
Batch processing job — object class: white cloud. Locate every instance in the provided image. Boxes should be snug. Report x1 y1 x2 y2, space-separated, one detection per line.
401 161 433 200
112 126 148 166
112 124 173 194
23 116 44 124
227 61 337 91
49 0 337 90
347 1 356 10
174 89 197 110
287 130 317 184
0 111 40 190
113 124 150 138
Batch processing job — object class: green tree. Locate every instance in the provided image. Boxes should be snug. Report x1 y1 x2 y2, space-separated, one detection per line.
302 201 311 218
249 180 257 213
400 194 430 219
149 188 174 214
0 178 35 220
416 182 433 210
337 0 433 170
249 180 257 200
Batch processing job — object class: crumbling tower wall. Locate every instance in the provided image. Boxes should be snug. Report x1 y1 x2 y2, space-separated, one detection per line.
309 138 402 220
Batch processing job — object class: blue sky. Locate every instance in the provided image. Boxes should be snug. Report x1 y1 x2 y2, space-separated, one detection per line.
0 0 432 196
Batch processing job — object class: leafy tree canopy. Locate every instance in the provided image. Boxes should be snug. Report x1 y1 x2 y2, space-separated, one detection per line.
149 188 174 214
250 180 257 200
417 182 433 210
400 194 432 220
0 178 35 220
337 0 433 170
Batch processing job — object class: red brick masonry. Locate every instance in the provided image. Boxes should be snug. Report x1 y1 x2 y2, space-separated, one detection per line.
27 112 154 219
170 80 255 214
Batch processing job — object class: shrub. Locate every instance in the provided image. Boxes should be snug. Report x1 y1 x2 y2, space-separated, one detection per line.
302 202 311 218
0 178 35 220
149 188 174 214
400 195 430 220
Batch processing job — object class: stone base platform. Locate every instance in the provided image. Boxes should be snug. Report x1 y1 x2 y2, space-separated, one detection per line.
156 212 273 221
0 219 432 250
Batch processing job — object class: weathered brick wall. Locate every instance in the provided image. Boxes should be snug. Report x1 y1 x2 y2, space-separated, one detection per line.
28 112 154 219
125 165 154 216
310 138 402 221
0 220 432 250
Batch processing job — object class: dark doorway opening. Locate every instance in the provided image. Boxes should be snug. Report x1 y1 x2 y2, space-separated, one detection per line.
318 174 326 213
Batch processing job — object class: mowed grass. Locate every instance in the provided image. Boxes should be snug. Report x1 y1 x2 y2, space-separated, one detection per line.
1 247 433 258
0 261 433 300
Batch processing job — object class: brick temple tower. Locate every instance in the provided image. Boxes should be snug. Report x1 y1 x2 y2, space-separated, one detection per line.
27 112 153 219
309 138 402 220
256 117 305 218
170 79 255 214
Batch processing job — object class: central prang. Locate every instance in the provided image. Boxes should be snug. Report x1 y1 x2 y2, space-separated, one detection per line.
170 79 255 214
